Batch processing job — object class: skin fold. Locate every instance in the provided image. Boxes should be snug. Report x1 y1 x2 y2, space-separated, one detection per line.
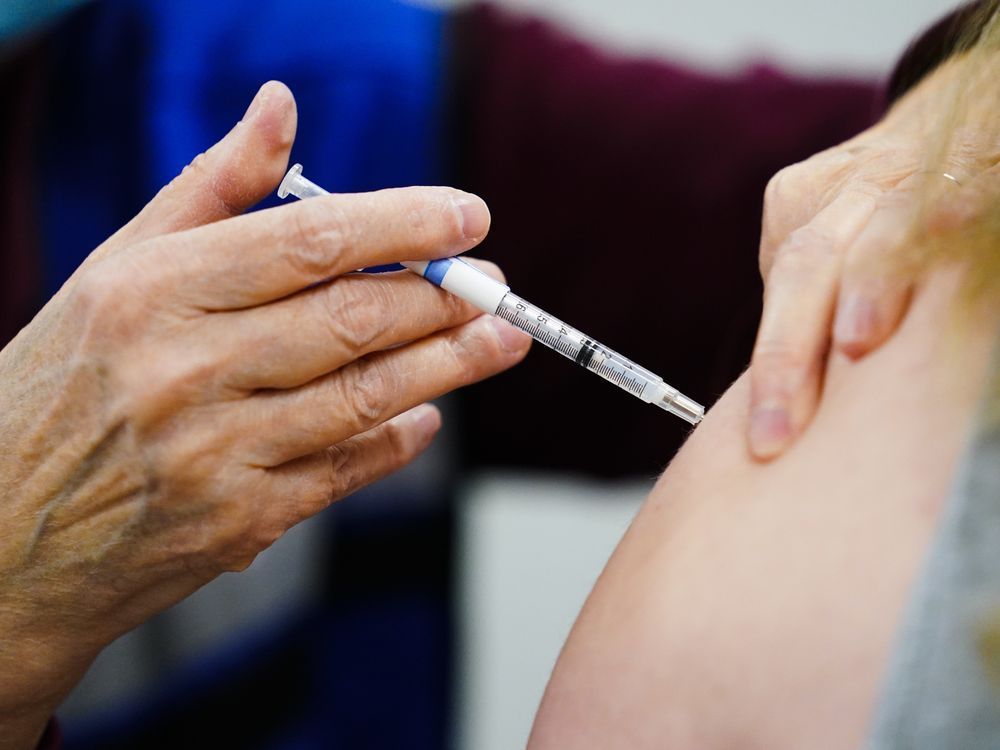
529 263 998 749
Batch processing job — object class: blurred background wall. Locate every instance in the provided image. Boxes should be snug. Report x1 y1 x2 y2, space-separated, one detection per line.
430 0 954 72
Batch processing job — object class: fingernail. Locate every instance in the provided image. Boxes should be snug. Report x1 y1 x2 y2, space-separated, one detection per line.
453 196 491 241
408 404 441 442
834 293 876 354
749 404 791 458
242 83 270 122
491 316 530 353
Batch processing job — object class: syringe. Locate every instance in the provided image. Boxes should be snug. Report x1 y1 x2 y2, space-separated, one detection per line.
278 164 704 425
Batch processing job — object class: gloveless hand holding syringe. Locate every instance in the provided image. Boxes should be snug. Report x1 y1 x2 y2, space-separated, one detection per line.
278 165 704 425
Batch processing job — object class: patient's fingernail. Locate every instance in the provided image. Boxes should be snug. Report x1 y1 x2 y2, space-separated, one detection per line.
750 405 791 458
453 195 491 241
491 316 531 353
835 293 877 355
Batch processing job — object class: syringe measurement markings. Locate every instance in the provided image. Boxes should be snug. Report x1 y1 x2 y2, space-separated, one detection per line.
554 339 577 358
495 306 581 360
496 305 645 395
594 360 646 396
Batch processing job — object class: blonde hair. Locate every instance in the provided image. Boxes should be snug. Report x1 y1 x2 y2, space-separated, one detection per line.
897 3 1000 419
914 2 1000 291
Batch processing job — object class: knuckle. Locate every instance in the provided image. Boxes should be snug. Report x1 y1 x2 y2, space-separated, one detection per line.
404 201 434 245
925 195 974 234
144 439 286 575
877 182 920 212
288 200 352 279
243 515 286 556
753 339 811 378
142 348 222 410
449 323 496 383
760 166 808 273
780 224 834 259
443 285 473 322
948 127 999 169
323 422 414 503
383 419 416 469
340 357 393 431
765 228 838 287
216 529 264 573
220 555 256 574
763 170 785 207
149 422 223 492
324 443 362 500
764 165 801 208
398 188 462 250
202 499 282 574
73 263 126 315
71 262 147 343
440 196 466 241
215 500 254 545
422 279 473 328
321 279 393 353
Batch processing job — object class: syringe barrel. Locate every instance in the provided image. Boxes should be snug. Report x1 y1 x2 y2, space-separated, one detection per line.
493 292 704 424
494 293 655 399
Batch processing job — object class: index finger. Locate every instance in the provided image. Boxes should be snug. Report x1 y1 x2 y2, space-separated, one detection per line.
749 189 876 460
147 186 491 310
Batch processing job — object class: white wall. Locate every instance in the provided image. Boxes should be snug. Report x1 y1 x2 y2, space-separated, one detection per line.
457 474 647 750
419 0 955 74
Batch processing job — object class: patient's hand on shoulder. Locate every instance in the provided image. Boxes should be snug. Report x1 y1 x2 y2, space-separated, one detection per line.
748 53 1000 461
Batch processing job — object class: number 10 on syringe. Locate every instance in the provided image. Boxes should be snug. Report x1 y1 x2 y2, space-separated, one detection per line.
278 164 704 425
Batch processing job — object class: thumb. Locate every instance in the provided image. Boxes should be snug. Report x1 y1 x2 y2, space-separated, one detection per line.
97 80 297 258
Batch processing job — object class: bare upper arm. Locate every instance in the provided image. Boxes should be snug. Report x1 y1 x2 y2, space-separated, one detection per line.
528 266 996 750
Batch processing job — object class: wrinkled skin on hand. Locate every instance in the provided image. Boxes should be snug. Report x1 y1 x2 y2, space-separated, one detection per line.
0 82 530 748
749 52 1000 460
